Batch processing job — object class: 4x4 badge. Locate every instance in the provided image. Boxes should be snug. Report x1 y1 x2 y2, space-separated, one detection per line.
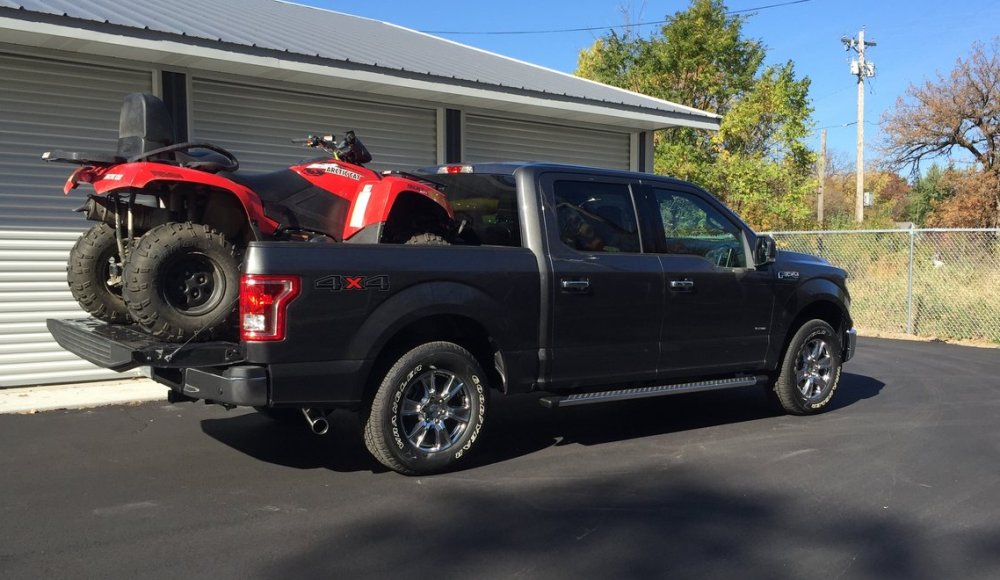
315 274 390 292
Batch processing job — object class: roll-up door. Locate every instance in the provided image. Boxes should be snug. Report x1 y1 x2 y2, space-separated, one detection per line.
191 79 438 172
465 114 631 170
0 52 153 386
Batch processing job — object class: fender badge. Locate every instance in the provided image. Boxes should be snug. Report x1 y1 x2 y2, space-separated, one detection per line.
778 271 800 280
306 163 361 181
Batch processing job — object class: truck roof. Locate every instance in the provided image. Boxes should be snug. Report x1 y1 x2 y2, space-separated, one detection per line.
415 162 695 188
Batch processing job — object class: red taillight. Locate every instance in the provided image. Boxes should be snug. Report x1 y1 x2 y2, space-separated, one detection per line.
63 166 98 194
240 275 300 342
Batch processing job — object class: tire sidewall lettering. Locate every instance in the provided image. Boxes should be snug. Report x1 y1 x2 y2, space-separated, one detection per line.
390 364 422 451
798 327 842 410
385 354 486 468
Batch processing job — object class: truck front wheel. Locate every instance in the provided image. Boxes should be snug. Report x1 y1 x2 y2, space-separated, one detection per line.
772 319 843 415
364 342 487 475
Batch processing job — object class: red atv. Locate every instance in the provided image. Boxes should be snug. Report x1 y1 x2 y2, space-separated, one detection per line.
44 93 454 342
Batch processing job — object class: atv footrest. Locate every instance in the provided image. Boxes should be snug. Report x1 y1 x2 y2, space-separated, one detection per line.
47 318 243 372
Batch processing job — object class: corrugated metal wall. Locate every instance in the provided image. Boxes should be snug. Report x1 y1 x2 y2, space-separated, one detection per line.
465 114 632 170
191 78 438 172
0 52 637 388
0 52 152 386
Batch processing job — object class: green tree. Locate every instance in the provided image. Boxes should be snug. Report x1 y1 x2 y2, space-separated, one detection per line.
908 165 950 225
576 0 815 230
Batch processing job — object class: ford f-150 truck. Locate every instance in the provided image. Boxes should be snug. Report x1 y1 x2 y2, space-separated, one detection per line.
49 162 856 475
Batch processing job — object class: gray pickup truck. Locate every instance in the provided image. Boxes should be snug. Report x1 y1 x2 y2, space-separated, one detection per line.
50 162 856 475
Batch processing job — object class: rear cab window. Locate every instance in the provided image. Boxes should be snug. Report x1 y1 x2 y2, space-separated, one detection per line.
421 173 522 247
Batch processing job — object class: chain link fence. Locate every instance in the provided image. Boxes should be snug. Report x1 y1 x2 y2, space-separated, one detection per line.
766 229 1000 344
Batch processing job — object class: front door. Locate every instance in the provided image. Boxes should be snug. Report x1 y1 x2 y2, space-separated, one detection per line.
647 186 774 376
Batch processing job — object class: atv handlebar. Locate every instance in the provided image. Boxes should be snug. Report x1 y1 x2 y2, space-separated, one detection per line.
293 131 372 167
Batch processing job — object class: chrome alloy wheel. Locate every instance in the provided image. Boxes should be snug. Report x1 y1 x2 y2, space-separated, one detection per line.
398 368 473 453
795 337 834 401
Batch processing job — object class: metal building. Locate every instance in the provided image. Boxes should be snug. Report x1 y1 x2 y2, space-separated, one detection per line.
0 0 720 387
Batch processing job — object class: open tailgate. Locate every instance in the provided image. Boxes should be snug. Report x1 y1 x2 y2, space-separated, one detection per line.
47 318 243 372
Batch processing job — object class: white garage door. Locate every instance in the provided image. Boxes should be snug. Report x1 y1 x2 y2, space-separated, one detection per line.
465 114 632 170
191 78 438 173
0 52 152 386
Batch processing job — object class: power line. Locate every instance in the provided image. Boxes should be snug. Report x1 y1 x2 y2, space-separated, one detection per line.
420 0 813 35
814 120 881 131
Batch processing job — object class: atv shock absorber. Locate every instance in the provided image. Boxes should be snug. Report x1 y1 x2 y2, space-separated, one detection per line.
112 192 126 260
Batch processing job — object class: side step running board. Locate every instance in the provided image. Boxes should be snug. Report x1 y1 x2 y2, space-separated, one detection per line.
538 375 761 409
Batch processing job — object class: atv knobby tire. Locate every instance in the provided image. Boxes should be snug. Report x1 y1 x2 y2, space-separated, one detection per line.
404 232 450 245
123 222 240 342
67 223 130 324
364 341 487 475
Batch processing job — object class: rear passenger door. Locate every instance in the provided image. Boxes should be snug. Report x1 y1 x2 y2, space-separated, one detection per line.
646 186 774 376
542 173 663 388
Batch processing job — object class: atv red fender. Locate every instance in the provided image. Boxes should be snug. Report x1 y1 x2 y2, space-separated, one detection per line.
71 160 453 241
74 162 278 235
336 175 453 240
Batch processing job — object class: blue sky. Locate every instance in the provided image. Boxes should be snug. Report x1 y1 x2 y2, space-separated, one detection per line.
308 0 1000 170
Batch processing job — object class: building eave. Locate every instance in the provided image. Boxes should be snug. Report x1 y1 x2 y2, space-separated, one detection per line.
0 14 721 132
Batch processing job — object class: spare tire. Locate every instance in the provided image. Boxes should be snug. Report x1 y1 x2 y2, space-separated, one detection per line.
67 223 130 324
123 222 239 342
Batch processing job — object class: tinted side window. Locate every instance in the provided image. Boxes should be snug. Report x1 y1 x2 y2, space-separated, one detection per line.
653 189 746 268
554 180 641 253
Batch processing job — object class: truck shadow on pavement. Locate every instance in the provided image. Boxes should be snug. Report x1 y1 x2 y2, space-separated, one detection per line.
199 372 884 474
465 372 884 470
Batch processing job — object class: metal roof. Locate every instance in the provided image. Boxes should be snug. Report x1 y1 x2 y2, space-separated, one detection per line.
0 0 720 128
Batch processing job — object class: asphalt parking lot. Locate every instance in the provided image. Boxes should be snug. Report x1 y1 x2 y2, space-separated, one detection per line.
1 336 998 579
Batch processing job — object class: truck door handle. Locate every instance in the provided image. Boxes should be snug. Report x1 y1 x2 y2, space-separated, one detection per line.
669 279 695 291
560 278 591 292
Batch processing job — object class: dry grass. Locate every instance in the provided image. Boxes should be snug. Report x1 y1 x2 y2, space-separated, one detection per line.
772 231 1000 345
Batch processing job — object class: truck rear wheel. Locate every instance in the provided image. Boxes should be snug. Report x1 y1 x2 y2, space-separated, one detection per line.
364 342 487 475
772 320 843 415
67 223 130 324
123 222 240 342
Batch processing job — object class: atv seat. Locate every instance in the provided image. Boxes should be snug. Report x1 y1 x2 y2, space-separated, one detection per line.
224 169 349 238
224 169 312 205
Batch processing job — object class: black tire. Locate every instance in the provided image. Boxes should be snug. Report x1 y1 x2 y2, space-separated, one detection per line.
364 342 488 475
773 320 843 415
67 223 130 324
123 222 240 342
404 232 450 245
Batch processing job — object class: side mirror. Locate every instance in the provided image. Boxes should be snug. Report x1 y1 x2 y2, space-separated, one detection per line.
754 235 777 266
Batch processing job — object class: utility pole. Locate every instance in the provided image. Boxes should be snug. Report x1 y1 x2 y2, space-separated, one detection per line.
818 128 826 225
842 29 876 223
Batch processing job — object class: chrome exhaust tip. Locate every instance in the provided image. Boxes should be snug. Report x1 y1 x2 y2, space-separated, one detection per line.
301 408 329 435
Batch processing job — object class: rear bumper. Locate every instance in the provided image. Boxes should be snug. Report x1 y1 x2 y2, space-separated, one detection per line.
154 366 269 407
843 327 857 362
48 318 365 408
